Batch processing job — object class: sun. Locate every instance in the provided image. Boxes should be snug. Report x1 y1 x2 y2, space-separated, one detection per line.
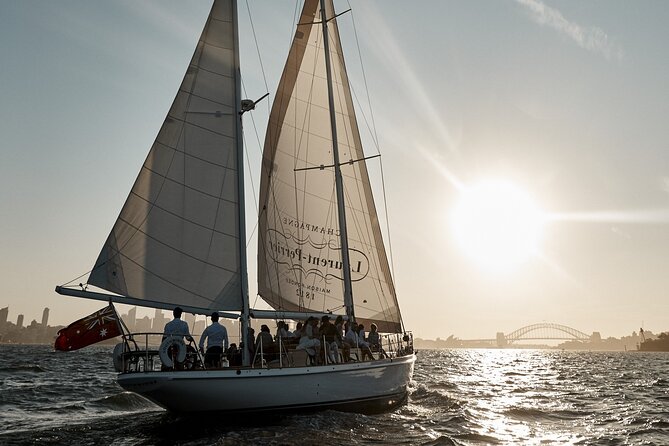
451 180 543 273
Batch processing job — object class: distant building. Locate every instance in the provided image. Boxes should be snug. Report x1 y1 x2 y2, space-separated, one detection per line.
496 332 507 347
184 313 196 328
16 314 24 329
194 319 205 335
222 319 238 343
134 316 152 334
0 307 8 327
122 307 137 332
41 308 49 327
152 309 167 332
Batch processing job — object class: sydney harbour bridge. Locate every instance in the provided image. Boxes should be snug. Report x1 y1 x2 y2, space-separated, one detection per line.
468 323 593 347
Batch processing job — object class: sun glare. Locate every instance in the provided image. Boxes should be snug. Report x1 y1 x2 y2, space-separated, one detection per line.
451 180 544 273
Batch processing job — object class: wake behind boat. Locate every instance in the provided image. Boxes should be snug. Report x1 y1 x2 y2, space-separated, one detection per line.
56 0 415 414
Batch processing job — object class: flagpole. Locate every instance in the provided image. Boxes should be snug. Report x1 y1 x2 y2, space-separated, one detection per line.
108 301 129 337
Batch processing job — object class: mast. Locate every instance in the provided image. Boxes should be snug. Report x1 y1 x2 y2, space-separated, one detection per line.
319 0 355 322
232 0 251 366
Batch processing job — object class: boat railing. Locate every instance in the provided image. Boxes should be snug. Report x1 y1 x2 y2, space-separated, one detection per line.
116 330 413 373
381 331 414 358
116 332 203 373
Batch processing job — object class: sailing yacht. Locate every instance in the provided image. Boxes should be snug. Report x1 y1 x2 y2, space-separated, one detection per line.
56 0 415 413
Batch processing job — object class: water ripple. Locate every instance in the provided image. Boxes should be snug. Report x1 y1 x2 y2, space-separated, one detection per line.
1 346 668 444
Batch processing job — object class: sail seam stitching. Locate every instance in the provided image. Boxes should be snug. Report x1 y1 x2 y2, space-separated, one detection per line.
127 189 237 238
139 165 238 205
154 141 235 172
112 251 218 304
117 215 239 275
167 110 236 138
188 63 234 82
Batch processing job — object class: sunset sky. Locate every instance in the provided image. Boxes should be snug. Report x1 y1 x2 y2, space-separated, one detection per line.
2 0 669 341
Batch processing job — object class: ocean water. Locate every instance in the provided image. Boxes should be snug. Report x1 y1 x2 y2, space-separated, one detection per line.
1 345 668 445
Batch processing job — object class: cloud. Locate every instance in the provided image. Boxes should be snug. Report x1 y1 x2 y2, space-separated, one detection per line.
516 0 624 61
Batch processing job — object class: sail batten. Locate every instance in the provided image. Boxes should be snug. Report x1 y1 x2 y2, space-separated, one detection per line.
88 0 245 312
257 0 402 333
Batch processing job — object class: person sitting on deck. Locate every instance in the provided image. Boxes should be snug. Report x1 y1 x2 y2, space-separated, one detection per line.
343 321 357 361
227 343 241 366
199 312 229 368
318 315 340 363
296 317 321 362
356 323 375 361
255 324 276 361
366 323 387 358
343 322 373 361
275 321 295 348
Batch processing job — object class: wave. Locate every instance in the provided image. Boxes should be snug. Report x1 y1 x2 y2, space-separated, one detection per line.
419 435 460 446
89 392 157 411
0 365 46 374
504 407 558 421
33 402 87 413
454 432 502 444
409 384 463 411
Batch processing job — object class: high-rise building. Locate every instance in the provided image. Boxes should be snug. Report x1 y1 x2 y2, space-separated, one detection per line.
16 314 24 329
152 309 167 332
41 308 49 327
194 319 205 335
123 307 137 332
0 307 8 327
184 312 196 329
222 319 238 344
134 316 152 334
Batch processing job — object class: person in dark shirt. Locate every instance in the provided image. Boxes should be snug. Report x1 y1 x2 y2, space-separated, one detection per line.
319 315 340 363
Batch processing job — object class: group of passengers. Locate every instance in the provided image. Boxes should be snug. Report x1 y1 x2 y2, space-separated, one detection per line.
294 315 384 364
163 307 384 369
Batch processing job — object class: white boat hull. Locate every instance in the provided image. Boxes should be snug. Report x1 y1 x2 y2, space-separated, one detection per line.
118 354 415 414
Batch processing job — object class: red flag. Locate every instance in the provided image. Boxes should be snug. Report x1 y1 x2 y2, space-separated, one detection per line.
55 305 122 351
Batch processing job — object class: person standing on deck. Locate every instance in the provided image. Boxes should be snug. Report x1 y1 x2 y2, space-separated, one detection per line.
199 312 229 368
163 307 194 342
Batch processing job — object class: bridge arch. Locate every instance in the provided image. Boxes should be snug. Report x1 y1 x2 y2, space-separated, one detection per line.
504 323 590 344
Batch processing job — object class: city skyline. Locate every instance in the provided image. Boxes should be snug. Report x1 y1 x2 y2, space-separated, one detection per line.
0 304 655 347
2 1 669 339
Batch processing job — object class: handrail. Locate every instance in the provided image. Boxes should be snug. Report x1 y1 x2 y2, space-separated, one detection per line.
116 330 414 373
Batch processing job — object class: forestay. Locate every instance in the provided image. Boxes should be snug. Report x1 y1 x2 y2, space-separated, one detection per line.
257 0 402 333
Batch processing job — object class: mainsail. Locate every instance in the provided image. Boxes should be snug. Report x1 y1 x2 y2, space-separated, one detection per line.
88 0 246 312
257 0 402 332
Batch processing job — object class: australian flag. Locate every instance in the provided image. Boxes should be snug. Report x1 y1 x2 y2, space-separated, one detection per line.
55 304 122 351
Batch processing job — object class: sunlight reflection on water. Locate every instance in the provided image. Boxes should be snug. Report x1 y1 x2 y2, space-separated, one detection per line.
417 349 669 445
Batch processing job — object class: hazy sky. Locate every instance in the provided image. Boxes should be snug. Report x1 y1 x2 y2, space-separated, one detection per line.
2 0 669 341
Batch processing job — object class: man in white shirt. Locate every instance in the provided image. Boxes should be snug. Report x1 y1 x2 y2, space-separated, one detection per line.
199 312 229 368
162 307 193 370
163 307 194 342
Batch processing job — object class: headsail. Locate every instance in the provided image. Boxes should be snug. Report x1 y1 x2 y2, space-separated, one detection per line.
87 0 245 312
257 0 402 332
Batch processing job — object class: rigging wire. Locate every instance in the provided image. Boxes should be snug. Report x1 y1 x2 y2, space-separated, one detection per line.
346 0 380 151
244 0 270 108
240 0 301 310
239 0 271 248
345 1 397 281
